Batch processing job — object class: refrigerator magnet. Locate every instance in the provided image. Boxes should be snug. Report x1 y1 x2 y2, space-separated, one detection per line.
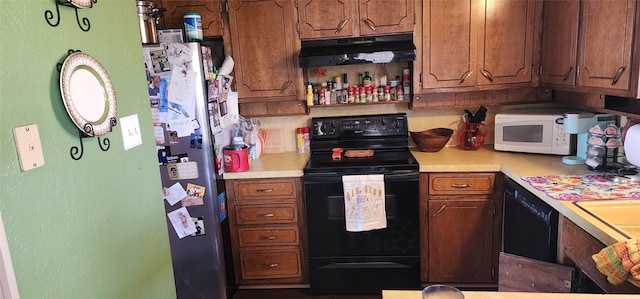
190 217 205 236
163 182 187 206
167 207 196 239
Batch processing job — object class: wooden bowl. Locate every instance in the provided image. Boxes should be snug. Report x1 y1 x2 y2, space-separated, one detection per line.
410 128 454 152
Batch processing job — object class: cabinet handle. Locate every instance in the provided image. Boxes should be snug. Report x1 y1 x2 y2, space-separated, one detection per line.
263 263 280 268
280 80 292 93
562 66 573 82
256 188 273 193
336 19 349 34
451 183 471 188
459 70 473 84
260 236 277 240
431 204 446 217
362 18 376 31
259 213 275 218
480 70 493 82
611 66 626 85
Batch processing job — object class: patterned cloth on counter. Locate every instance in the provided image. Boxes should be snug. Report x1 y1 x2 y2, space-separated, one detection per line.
521 174 640 201
592 238 640 287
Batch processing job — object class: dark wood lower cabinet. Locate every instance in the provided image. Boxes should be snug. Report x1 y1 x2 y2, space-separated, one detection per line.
558 216 640 294
226 177 308 286
421 172 504 286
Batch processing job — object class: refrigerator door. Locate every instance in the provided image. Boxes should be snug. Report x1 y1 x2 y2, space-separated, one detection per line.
143 42 228 299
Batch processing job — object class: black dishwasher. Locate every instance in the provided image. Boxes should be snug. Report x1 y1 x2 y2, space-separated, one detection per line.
503 178 559 263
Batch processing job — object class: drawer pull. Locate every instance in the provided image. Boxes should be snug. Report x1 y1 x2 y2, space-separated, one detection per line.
260 236 277 240
451 183 471 188
259 213 275 218
263 263 279 268
256 188 273 193
432 205 446 217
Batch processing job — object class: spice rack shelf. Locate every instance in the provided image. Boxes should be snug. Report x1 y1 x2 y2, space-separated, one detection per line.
308 100 410 108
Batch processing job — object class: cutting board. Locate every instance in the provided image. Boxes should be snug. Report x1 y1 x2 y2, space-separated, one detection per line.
261 128 286 153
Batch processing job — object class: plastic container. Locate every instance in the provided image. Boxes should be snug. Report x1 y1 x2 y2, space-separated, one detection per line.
184 12 203 41
296 128 305 153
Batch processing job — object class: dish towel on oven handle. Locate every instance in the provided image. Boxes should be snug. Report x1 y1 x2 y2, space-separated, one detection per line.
342 174 386 232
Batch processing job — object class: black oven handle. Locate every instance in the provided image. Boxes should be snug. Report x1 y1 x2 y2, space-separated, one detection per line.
319 261 412 269
304 171 418 183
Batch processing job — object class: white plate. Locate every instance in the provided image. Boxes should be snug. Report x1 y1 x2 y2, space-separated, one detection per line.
66 0 94 9
60 52 117 136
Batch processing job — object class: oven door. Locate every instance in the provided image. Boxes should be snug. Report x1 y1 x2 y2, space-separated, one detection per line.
303 170 420 257
303 170 420 294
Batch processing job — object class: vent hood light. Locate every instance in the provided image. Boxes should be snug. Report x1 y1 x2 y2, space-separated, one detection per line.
299 34 416 67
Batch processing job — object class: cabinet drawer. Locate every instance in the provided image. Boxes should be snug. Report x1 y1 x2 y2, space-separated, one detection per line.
240 249 302 280
429 173 495 195
235 204 298 225
233 178 297 199
238 226 300 247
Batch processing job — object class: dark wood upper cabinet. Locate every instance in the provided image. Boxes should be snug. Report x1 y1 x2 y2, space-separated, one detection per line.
297 0 414 40
417 0 538 93
226 0 303 102
541 0 638 97
156 0 224 37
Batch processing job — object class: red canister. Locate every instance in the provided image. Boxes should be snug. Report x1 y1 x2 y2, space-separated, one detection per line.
223 137 249 172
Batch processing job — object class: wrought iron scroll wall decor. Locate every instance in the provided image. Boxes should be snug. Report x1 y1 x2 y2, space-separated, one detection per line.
45 0 98 32
57 49 117 161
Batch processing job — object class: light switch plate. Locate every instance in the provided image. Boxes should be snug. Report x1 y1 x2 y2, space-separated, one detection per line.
13 124 45 171
120 114 142 150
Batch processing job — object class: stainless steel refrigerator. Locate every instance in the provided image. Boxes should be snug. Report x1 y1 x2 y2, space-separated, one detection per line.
143 42 229 298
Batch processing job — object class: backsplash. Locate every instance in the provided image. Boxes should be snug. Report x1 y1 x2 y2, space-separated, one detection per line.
254 103 561 152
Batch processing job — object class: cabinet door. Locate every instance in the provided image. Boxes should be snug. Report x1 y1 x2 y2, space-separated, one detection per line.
428 199 494 283
158 0 223 37
540 0 579 85
420 0 477 90
477 0 535 85
298 0 356 39
577 0 635 91
227 0 300 99
358 0 414 36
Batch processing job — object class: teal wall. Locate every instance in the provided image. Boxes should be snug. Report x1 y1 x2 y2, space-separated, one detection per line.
0 1 175 298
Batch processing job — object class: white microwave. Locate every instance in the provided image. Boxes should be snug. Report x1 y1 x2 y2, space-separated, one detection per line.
494 109 572 155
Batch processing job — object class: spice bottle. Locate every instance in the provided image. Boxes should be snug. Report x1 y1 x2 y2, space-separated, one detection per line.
306 81 314 106
302 127 310 153
296 128 305 153
362 71 372 87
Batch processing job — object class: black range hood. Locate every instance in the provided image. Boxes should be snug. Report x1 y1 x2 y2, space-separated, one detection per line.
299 34 416 67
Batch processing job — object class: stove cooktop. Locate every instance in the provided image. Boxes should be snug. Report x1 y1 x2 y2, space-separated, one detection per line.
304 149 418 174
304 113 417 174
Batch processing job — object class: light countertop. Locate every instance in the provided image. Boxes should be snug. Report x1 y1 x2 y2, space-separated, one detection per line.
222 152 309 180
222 145 633 245
382 290 640 299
